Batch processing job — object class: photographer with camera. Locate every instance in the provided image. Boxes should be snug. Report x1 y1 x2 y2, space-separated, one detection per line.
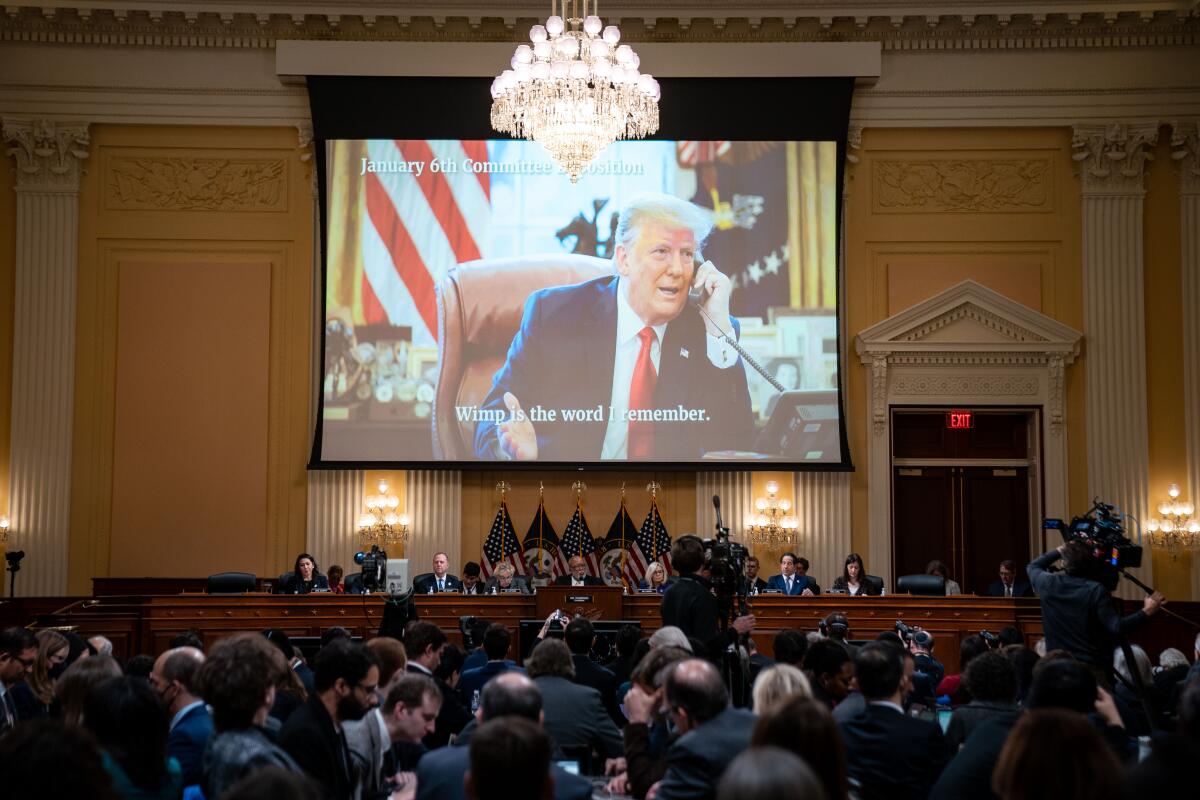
661 535 755 661
1027 541 1165 686
895 624 944 708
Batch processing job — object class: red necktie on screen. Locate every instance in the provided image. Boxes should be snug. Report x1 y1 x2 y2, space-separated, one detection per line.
628 327 658 459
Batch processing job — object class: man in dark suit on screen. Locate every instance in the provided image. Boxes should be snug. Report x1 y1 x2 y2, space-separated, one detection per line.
473 193 754 462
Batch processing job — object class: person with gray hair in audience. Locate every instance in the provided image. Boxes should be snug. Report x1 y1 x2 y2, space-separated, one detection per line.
648 626 692 652
416 671 592 800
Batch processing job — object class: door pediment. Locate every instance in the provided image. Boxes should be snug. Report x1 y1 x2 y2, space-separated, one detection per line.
855 280 1080 360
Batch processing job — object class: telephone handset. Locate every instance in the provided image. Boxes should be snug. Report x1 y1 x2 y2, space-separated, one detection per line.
688 261 711 307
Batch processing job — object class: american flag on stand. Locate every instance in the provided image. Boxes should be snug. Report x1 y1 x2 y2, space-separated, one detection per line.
627 499 673 584
360 139 491 344
522 497 567 580
482 500 525 579
560 501 600 578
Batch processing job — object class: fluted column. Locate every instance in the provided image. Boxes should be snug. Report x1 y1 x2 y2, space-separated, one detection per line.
2 119 89 596
1170 123 1200 599
791 472 853 593
1073 123 1157 597
696 471 753 544
407 470 462 574
306 470 362 573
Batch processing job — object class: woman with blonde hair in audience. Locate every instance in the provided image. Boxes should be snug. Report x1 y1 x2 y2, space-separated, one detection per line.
12 629 68 720
751 663 812 714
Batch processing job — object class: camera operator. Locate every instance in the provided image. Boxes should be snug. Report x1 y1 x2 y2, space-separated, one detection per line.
906 629 944 708
661 535 755 660
1027 542 1165 685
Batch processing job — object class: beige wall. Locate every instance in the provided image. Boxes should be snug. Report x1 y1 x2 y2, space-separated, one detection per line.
843 127 1088 557
66 125 313 592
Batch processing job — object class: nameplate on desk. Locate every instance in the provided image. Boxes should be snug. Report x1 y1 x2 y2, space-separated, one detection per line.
500 588 523 594
761 589 783 594
565 594 594 603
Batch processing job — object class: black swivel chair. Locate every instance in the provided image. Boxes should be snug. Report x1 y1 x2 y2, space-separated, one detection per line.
895 574 946 596
206 572 257 594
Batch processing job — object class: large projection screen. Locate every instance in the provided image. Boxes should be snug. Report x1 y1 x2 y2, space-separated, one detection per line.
308 77 853 470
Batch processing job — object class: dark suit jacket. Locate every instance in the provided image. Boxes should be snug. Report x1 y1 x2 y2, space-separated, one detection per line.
535 675 624 759
279 695 355 800
928 714 1016 800
415 741 592 800
571 654 623 728
553 574 605 587
168 702 213 787
413 573 463 594
276 572 331 594
838 703 951 800
456 661 523 707
461 581 486 595
830 575 884 596
766 574 821 595
657 707 756 800
473 276 754 461
743 576 768 595
407 664 472 749
985 579 1033 597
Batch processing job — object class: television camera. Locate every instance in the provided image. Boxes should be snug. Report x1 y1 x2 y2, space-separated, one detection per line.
702 494 749 603
1043 499 1143 592
354 545 388 593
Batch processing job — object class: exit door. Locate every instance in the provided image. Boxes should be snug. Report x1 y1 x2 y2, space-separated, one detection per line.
891 410 1037 594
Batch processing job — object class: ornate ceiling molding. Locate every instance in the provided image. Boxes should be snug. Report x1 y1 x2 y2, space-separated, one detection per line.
2 5 1196 50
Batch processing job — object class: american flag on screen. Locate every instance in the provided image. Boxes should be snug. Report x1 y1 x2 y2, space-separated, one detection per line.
482 500 525 579
629 500 673 582
360 140 490 345
522 497 567 579
560 501 600 577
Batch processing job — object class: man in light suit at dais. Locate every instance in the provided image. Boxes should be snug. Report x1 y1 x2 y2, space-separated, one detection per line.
473 193 754 462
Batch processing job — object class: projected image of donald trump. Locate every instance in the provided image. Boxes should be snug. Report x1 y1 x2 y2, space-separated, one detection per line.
473 193 754 461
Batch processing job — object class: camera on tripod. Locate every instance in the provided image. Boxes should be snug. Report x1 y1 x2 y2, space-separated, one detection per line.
354 545 388 593
1044 498 1142 591
894 620 932 649
702 528 748 600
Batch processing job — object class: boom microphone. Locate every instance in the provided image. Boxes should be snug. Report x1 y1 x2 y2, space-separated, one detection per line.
713 494 729 536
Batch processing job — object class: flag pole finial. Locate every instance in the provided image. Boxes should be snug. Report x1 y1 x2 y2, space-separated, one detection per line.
495 480 511 503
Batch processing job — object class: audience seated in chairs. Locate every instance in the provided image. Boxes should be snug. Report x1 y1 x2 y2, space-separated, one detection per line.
345 672 441 798
457 624 524 706
943 651 1020 751
717 747 829 800
804 640 854 711
415 671 593 800
522 638 622 764
149 646 211 789
751 695 851 800
564 617 623 727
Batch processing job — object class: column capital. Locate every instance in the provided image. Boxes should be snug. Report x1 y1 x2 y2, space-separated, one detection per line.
2 118 90 191
1071 122 1158 195
1170 121 1200 195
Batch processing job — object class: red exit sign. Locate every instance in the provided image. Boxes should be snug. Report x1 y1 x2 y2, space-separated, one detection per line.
946 410 974 429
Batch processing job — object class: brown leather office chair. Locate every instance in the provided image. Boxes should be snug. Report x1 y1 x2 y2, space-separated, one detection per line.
433 254 613 459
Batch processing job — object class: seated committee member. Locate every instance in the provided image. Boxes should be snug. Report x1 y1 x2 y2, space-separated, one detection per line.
986 559 1033 597
554 556 605 587
461 562 485 595
742 556 768 595
275 553 330 594
767 552 819 596
830 553 883 596
483 562 533 594
925 560 962 595
473 193 755 462
638 561 671 592
413 552 462 594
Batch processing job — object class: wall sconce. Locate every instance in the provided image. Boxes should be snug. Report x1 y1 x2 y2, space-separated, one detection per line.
746 480 798 547
358 480 410 547
0 514 9 546
1146 483 1198 556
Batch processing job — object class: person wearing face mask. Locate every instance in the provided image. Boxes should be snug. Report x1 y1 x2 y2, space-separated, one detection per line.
149 647 211 789
276 552 331 594
9 629 68 721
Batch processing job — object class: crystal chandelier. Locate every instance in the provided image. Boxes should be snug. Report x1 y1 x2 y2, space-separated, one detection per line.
491 0 660 183
746 481 798 547
1146 483 1198 556
357 479 410 547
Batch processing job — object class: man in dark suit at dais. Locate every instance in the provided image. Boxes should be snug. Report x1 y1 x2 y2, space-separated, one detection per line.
473 193 754 462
